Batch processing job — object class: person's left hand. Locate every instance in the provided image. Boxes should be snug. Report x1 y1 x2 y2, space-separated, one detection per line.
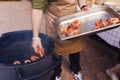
81 5 89 11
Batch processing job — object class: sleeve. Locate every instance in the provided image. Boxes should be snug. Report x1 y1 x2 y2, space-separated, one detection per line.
31 0 48 11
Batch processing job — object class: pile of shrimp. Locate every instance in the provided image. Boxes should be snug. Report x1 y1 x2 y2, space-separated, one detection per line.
13 49 44 65
59 19 81 36
93 17 120 30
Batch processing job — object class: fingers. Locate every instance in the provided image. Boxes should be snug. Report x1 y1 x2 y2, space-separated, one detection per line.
32 41 41 52
36 48 45 57
81 6 89 11
32 37 45 57
33 44 41 53
33 46 45 57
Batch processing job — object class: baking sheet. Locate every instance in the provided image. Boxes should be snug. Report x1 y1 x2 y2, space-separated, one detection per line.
55 6 120 40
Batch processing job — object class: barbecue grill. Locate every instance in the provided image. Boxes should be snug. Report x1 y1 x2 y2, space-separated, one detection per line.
0 30 60 80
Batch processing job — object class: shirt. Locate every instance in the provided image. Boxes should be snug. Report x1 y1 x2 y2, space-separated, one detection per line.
31 0 48 11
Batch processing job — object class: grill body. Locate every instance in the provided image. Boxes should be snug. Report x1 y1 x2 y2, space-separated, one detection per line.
0 30 60 80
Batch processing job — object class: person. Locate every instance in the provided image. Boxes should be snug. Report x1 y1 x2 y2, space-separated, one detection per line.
105 41 120 80
106 64 120 80
31 0 89 80
106 44 120 80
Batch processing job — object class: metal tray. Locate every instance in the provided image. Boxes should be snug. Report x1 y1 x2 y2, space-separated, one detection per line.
55 6 120 40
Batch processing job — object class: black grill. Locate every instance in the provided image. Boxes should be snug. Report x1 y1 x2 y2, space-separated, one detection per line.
0 30 60 80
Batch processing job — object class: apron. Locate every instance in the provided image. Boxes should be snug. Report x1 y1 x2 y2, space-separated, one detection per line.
40 0 86 55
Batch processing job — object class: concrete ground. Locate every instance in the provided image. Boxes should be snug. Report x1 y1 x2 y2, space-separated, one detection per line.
0 0 119 80
61 38 118 80
0 0 31 35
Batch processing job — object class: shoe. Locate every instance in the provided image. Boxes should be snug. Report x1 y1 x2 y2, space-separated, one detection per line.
55 76 61 80
106 69 118 80
72 72 83 80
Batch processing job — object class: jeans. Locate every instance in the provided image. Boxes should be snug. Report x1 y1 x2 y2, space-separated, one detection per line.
51 52 81 80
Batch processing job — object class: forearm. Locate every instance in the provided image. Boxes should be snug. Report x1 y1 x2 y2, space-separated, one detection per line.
32 9 43 38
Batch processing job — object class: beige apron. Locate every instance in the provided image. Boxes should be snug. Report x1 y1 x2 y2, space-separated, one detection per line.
40 0 85 55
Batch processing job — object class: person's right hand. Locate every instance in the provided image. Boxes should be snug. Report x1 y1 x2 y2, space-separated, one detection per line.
32 37 45 57
81 5 89 11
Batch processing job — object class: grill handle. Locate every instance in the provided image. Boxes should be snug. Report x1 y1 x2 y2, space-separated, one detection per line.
15 68 22 80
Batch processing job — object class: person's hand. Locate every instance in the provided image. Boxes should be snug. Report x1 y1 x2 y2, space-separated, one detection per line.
81 5 89 11
32 37 45 57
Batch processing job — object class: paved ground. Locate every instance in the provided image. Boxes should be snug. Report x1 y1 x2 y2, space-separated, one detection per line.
0 1 119 80
61 37 118 80
0 0 31 34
